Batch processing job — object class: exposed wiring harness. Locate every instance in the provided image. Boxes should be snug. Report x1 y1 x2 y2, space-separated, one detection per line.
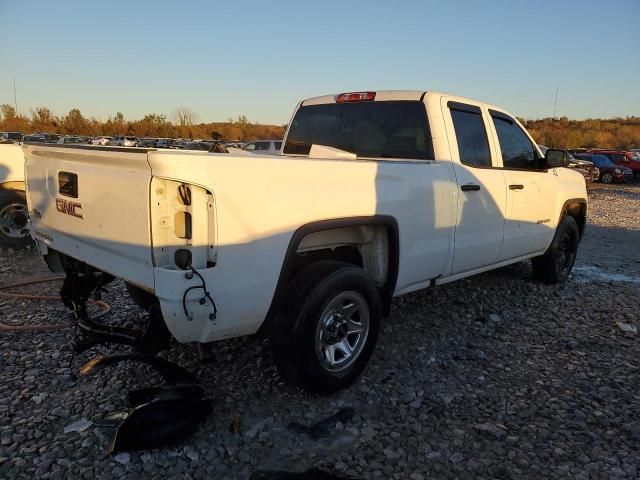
182 266 217 322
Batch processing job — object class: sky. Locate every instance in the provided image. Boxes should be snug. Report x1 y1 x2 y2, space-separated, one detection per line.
0 0 638 125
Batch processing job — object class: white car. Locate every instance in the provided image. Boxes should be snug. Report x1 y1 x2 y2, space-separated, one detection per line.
91 136 112 146
24 90 587 394
242 139 283 155
106 135 137 147
57 136 86 145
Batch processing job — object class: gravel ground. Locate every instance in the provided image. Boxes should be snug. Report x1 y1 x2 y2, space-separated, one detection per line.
1 183 639 479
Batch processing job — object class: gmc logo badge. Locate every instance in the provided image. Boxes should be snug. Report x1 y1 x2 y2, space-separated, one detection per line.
56 198 83 219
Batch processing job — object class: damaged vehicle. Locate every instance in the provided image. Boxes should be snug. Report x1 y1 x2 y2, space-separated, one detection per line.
0 142 31 248
24 90 588 394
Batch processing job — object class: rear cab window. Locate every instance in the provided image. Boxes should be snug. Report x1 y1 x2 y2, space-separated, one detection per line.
448 102 491 168
284 101 434 160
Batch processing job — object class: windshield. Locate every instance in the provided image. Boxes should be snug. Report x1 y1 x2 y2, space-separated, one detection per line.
284 101 434 160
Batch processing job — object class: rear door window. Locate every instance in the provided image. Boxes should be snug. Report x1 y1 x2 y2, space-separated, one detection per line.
449 104 491 168
284 101 434 160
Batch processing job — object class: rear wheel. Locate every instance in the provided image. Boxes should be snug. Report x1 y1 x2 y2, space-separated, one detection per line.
532 216 579 284
271 261 382 394
600 172 613 184
0 190 32 249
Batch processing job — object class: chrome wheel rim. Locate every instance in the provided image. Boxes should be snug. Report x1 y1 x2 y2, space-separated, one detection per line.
315 291 369 373
0 203 29 239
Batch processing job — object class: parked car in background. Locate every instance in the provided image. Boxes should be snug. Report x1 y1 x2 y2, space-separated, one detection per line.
568 155 599 184
91 136 112 146
0 132 23 142
29 133 62 143
107 136 138 147
242 139 283 155
57 135 86 145
156 138 181 149
574 153 633 183
22 135 46 143
182 141 214 151
588 150 640 180
137 138 159 148
182 141 230 152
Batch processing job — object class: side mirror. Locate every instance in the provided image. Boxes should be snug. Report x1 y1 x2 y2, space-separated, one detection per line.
545 149 570 168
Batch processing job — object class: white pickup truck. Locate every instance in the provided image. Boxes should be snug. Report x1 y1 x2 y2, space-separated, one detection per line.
24 90 587 393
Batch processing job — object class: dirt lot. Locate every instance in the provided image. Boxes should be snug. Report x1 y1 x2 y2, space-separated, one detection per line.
1 183 639 480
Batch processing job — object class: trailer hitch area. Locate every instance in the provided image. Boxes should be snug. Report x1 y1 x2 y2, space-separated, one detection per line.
61 265 208 453
60 270 169 354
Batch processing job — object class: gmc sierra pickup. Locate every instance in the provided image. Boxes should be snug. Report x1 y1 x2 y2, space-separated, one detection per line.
24 90 587 393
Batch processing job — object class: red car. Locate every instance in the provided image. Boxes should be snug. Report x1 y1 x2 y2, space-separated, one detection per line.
588 150 640 180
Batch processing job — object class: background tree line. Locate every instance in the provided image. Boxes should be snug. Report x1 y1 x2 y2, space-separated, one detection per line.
0 105 286 141
521 116 640 150
1 104 639 149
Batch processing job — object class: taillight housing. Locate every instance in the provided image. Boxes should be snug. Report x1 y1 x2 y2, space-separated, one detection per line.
335 92 376 103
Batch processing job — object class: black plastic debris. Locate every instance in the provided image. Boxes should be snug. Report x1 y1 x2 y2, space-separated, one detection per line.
79 353 199 385
250 468 358 480
128 384 204 407
107 385 211 454
81 352 210 454
94 411 129 428
287 407 355 440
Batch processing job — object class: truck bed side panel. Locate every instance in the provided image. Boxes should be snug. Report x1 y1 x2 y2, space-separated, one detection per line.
149 151 457 342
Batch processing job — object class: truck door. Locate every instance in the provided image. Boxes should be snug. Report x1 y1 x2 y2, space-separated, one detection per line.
487 110 558 259
441 99 508 275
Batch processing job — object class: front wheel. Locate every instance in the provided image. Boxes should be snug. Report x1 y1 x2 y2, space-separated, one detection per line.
600 172 613 184
0 190 32 249
271 261 382 394
532 216 579 284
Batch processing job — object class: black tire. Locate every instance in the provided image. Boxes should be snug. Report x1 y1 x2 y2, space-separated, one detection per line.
125 281 159 311
271 261 382 394
532 216 579 284
0 189 32 249
600 172 613 184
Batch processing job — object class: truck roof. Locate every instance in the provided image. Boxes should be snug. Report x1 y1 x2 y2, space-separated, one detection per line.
300 90 507 114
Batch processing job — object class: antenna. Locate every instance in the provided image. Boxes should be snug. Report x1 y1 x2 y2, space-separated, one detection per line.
553 86 558 119
13 77 18 113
